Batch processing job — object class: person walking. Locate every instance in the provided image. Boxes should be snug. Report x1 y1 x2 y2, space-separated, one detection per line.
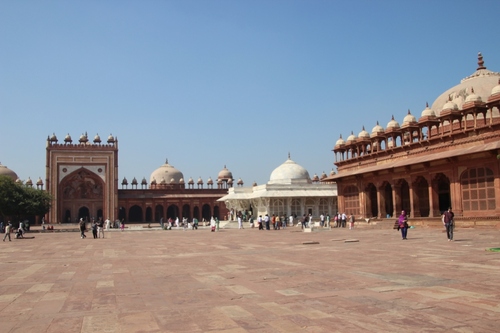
398 210 409 240
443 207 455 241
3 221 12 241
79 218 87 239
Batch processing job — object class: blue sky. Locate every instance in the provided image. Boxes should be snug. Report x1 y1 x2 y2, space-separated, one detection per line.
1 0 499 186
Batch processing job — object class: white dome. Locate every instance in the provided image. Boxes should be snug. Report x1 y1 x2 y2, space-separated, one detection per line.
490 79 500 96
403 110 417 125
465 87 482 103
150 159 184 184
269 156 311 185
335 135 345 146
371 122 384 137
346 131 357 142
431 53 500 115
420 103 436 118
358 127 370 139
386 116 400 130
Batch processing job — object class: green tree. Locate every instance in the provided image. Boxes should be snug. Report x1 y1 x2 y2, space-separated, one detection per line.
0 175 52 220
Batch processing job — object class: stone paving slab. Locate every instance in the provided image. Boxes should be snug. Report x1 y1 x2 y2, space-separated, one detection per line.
1 227 499 332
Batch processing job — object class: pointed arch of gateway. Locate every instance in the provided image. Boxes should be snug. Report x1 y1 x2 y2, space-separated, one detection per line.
379 181 393 218
433 173 451 214
59 168 104 223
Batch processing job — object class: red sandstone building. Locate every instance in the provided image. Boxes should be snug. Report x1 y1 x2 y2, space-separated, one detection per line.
45 133 231 223
323 53 500 222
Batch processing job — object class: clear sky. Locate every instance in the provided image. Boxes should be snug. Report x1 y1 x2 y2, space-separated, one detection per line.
1 0 499 186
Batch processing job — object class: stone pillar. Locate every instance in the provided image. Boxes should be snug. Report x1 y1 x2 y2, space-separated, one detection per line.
392 183 401 217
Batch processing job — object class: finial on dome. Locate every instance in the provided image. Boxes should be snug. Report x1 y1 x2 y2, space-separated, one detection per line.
477 52 486 70
391 115 395 120
426 102 429 108
407 109 411 114
376 121 379 125
288 152 290 159
362 125 365 130
165 158 168 164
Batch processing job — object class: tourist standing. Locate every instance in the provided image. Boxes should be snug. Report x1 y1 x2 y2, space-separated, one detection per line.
192 217 198 230
105 217 111 230
120 219 125 231
238 215 243 229
349 214 355 229
91 221 98 239
3 221 12 241
97 218 104 238
320 214 325 227
341 212 347 228
398 210 408 240
258 215 263 230
264 214 270 230
443 207 455 241
289 214 294 227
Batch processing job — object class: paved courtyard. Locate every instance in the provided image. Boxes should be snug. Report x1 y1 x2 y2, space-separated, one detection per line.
1 225 499 333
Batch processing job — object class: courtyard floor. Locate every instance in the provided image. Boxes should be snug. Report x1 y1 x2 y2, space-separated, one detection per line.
1 225 499 332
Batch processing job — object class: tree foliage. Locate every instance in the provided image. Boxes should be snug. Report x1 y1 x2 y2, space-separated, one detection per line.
0 175 52 219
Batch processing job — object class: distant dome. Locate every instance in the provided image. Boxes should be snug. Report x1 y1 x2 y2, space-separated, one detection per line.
218 165 233 180
358 127 370 139
0 162 18 181
371 121 384 137
335 135 345 146
432 53 500 115
150 159 184 184
346 131 357 142
491 79 500 96
420 103 436 118
403 110 417 125
441 97 458 112
269 155 311 185
465 87 482 103
386 116 400 130
64 133 72 143
93 134 101 143
79 132 88 143
107 134 115 143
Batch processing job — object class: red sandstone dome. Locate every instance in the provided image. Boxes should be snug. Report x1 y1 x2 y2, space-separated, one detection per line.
217 165 233 180
431 53 500 116
0 162 18 181
149 159 184 185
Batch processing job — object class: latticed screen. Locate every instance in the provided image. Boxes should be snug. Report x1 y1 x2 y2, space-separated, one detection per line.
344 185 360 215
291 199 301 216
461 167 496 211
319 198 330 216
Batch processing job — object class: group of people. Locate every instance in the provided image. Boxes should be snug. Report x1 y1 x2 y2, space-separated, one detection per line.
160 217 205 231
79 217 124 239
395 207 454 241
2 220 29 241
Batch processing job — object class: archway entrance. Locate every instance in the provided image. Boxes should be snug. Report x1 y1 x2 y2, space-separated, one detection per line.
60 168 104 223
435 173 451 213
